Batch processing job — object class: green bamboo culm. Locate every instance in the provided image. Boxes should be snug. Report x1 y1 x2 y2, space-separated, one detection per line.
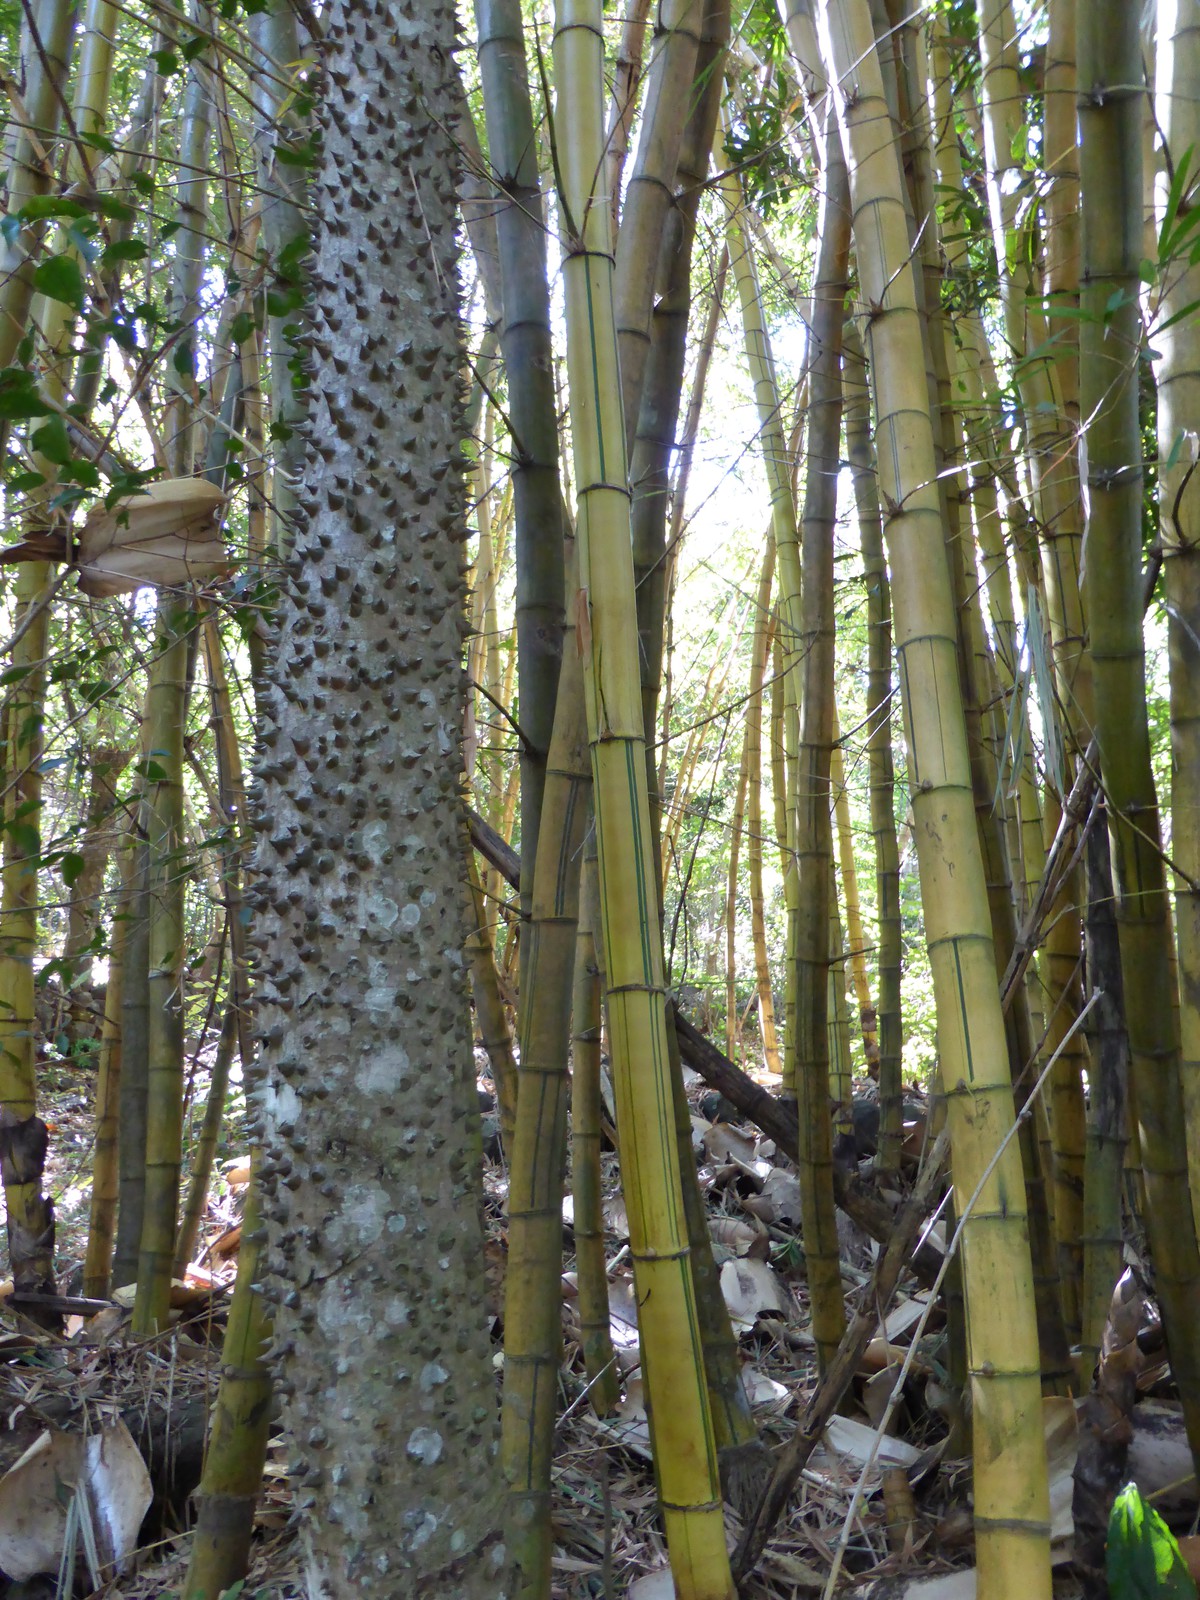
552 0 734 1590
501 539 592 1598
792 110 851 1374
570 855 620 1417
1155 0 1200 1232
842 318 902 1167
818 2 1051 1591
183 1154 274 1599
133 54 212 1335
1078 0 1200 1470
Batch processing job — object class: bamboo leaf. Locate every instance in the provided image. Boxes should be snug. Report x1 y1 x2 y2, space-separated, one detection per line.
30 415 72 466
32 254 85 310
0 368 51 420
1107 1481 1198 1600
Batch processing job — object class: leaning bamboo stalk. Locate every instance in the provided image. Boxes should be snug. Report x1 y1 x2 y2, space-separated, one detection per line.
842 317 902 1158
894 4 1068 1381
746 547 782 1075
0 562 55 1306
831 731 876 1069
793 112 851 1372
725 719 751 1059
931 17 1087 1328
0 0 74 377
819 4 1051 1590
501 537 591 1597
570 862 620 1416
82 816 138 1298
606 0 654 230
1155 0 1200 1226
633 0 729 854
1080 814 1130 1379
173 1001 237 1277
475 0 566 912
183 1151 273 1600
614 0 702 445
466 852 518 1148
1080 0 1200 1467
248 0 309 544
552 1 733 1587
133 53 212 1336
827 865 854 1118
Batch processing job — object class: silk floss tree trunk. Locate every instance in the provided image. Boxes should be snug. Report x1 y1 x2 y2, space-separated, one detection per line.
246 2 513 1591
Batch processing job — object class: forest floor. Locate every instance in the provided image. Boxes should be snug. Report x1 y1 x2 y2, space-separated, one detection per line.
1 1032 1194 1597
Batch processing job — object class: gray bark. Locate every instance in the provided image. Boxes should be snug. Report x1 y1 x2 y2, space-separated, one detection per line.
246 1 510 1592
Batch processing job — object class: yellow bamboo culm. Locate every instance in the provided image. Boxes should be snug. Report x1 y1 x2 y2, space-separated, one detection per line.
819 3 1051 1594
552 1 733 1591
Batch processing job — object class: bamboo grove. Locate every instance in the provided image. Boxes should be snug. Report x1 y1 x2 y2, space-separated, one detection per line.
0 0 1198 1595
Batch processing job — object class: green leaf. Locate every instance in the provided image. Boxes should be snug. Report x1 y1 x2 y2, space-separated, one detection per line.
66 223 99 264
275 139 318 169
150 47 180 74
92 193 135 223
19 196 88 223
1155 296 1200 337
7 468 45 492
101 238 148 267
277 230 309 281
266 285 303 317
6 822 39 859
76 129 117 156
30 415 72 466
1107 1481 1198 1600
60 458 100 488
32 254 84 310
229 310 255 345
61 853 85 888
130 170 155 197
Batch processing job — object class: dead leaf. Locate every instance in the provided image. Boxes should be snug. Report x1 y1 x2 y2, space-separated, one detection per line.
0 1421 151 1580
719 1257 791 1332
1127 1398 1198 1510
863 1573 976 1599
627 1568 675 1598
708 1215 769 1262
757 1169 802 1226
702 1123 759 1167
741 1364 790 1408
1177 1534 1200 1583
